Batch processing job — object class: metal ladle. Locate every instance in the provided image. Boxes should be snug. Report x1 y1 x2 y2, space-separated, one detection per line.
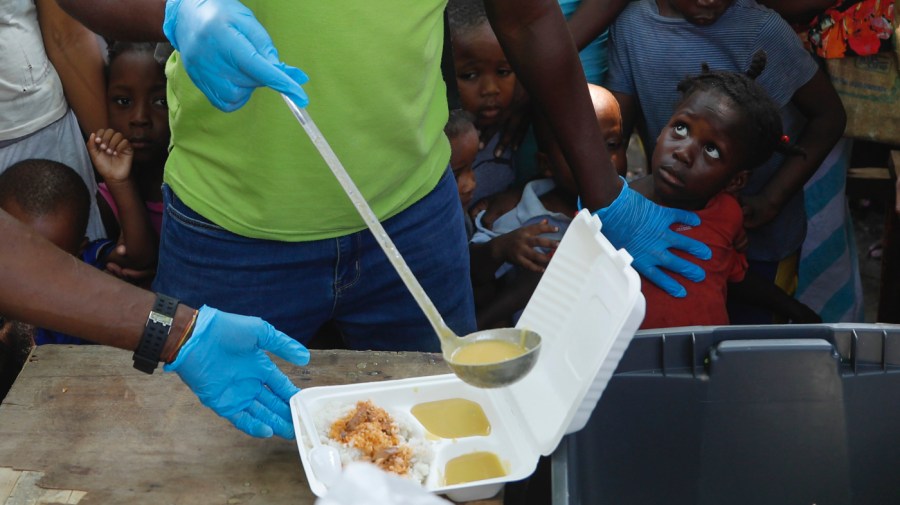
282 95 541 388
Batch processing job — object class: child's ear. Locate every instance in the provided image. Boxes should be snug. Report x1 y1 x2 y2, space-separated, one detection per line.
535 151 553 178
724 170 751 194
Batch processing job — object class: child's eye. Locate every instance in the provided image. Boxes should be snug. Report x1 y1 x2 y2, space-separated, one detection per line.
457 71 477 81
673 123 688 137
112 96 132 106
497 68 514 77
606 137 623 151
704 144 721 159
153 97 168 108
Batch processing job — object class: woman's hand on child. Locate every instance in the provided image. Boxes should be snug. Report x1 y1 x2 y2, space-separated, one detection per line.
491 220 559 272
162 0 309 112
87 129 133 184
593 178 712 298
739 193 780 229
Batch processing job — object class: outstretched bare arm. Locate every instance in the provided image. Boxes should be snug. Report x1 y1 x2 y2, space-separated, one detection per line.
484 0 623 210
55 0 166 41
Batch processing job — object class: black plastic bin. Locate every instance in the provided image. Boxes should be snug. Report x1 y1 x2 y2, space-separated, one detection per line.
552 324 900 505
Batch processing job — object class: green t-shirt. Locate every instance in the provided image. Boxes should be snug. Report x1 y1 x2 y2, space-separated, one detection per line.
164 1 450 241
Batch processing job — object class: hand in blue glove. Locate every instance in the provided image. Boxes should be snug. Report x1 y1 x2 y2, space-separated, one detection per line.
163 0 309 111
164 305 310 439
594 178 712 298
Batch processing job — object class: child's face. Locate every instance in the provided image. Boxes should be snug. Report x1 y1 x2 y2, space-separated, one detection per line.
453 24 516 130
3 201 85 256
651 90 749 210
657 0 735 25
536 85 627 193
450 128 480 208
594 96 628 178
107 51 170 167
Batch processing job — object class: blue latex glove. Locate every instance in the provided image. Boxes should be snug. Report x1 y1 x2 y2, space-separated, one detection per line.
593 178 712 298
164 305 310 439
163 0 309 111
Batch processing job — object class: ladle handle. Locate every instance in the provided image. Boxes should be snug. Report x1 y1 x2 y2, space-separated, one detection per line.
281 95 457 345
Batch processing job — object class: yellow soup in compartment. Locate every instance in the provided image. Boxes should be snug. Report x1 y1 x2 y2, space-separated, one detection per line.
443 451 507 485
411 398 491 438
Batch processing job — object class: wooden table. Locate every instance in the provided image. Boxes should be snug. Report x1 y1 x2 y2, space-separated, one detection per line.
0 346 503 505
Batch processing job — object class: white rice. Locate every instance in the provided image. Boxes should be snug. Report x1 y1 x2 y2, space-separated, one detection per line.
312 400 433 485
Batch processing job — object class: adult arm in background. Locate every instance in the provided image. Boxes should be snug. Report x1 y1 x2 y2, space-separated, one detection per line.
36 0 108 137
55 0 167 42
566 0 631 51
611 90 638 151
740 70 847 228
482 0 623 207
0 209 310 439
486 0 632 157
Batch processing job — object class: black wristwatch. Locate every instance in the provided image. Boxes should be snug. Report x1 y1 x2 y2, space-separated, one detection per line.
133 293 179 374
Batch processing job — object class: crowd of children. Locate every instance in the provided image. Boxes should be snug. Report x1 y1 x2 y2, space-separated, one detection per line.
0 37 170 390
3 0 871 398
444 0 846 328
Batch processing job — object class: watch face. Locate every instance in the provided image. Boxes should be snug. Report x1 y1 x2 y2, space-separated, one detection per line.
148 311 174 327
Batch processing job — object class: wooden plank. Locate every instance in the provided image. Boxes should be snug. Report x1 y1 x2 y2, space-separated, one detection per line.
847 167 892 180
0 468 19 503
0 346 495 505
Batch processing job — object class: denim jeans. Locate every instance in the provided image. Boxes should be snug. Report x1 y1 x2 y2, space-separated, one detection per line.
153 169 475 352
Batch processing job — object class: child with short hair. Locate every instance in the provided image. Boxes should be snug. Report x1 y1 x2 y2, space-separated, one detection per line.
629 53 821 328
471 84 622 328
447 0 518 211
89 41 169 283
445 110 480 211
445 109 480 239
607 0 846 323
0 159 114 345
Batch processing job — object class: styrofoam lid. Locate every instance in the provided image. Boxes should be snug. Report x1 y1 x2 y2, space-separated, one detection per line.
487 210 645 456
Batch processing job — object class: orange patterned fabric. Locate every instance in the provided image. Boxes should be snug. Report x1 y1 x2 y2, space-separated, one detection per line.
805 0 895 58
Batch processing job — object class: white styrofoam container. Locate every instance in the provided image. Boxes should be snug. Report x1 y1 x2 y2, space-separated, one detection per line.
290 210 646 501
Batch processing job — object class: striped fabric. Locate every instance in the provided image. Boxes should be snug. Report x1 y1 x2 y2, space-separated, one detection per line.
796 138 865 322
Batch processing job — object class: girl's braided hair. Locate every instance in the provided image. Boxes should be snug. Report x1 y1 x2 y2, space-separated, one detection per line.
676 50 805 170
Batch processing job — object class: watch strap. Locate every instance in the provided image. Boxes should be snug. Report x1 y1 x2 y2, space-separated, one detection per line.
133 293 179 374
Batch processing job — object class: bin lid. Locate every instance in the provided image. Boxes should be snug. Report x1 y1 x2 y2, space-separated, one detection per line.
489 210 645 456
